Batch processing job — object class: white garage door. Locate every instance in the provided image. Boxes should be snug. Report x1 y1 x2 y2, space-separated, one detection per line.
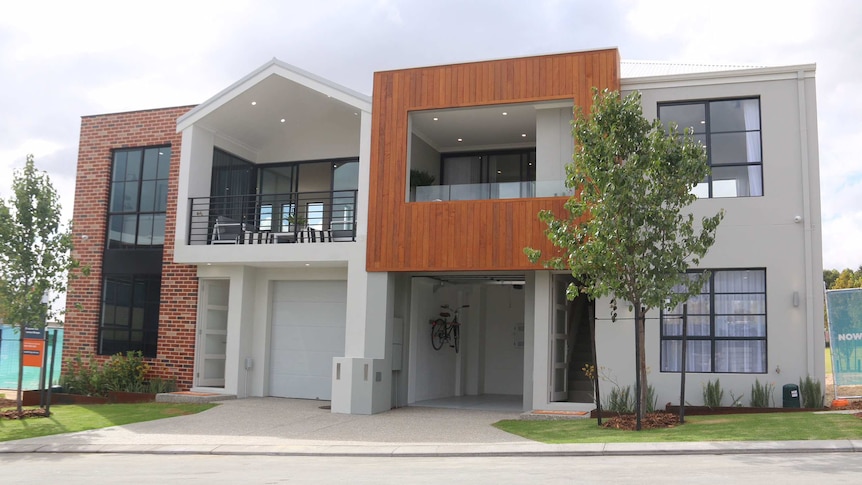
269 281 347 400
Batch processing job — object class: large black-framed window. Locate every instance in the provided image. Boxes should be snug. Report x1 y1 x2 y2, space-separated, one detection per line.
661 269 767 374
659 98 762 198
98 274 161 357
107 146 171 248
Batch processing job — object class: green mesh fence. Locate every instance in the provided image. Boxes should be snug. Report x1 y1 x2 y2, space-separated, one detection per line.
0 325 64 390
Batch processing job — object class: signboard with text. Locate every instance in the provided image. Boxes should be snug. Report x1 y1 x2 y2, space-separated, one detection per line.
22 338 45 367
826 288 862 390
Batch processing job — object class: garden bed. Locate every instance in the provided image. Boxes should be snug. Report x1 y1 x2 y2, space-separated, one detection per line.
19 390 156 406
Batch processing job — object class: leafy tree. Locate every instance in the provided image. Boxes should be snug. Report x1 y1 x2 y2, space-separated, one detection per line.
526 89 723 429
0 155 80 414
832 268 862 289
823 269 840 290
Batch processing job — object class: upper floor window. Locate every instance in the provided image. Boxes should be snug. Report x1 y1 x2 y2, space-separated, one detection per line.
659 98 762 198
108 147 171 248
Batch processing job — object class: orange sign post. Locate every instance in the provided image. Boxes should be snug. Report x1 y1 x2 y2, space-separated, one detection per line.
23 338 45 367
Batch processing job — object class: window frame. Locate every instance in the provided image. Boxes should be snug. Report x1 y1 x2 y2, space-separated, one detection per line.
106 146 171 249
658 97 763 199
660 268 768 374
98 274 161 357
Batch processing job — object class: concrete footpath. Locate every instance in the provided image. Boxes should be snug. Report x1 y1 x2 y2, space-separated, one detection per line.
1 397 861 457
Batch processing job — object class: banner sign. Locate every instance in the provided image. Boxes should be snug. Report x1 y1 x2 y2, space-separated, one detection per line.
23 338 45 367
24 326 45 340
826 288 862 387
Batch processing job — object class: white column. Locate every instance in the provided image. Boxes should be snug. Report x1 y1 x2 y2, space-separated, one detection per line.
223 266 256 397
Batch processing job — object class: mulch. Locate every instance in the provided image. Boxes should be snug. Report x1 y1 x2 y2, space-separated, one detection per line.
0 397 49 420
596 400 862 431
602 412 680 430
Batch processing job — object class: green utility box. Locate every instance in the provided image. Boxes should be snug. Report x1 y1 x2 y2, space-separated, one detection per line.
783 384 801 408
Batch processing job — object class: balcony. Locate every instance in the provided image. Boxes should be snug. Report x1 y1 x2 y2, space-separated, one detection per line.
413 180 573 202
187 190 357 245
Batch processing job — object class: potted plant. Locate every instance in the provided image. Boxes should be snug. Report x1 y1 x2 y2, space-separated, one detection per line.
410 169 436 201
287 213 307 231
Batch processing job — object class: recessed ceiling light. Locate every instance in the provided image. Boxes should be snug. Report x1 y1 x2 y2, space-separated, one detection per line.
433 117 439 121
502 112 508 116
251 101 257 106
497 170 502 174
305 263 310 267
457 138 463 142
280 119 286 123
700 120 706 124
354 112 358 116
521 133 527 137
528 162 533 166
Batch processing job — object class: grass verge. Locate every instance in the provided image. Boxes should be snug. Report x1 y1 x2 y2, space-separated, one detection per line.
494 412 862 443
0 402 216 442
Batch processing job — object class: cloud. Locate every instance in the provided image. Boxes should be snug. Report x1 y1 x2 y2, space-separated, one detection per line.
0 0 859 272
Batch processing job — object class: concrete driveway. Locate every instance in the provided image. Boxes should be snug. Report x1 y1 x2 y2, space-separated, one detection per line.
5 398 531 448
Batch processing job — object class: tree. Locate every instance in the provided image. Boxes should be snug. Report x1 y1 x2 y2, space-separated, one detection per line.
832 268 862 289
526 89 723 430
823 269 840 290
0 154 79 414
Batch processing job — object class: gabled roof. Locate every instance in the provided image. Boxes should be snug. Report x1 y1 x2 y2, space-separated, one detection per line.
177 58 371 131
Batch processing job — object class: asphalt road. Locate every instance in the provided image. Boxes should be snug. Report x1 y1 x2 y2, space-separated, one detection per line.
2 452 862 484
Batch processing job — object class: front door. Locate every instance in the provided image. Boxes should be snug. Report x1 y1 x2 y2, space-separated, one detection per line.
550 276 570 401
196 279 229 387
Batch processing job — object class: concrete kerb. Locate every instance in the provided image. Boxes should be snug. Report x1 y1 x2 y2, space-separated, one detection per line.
2 440 862 457
2 397 862 457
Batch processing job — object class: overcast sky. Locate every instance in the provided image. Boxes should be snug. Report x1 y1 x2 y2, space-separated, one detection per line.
0 0 859 270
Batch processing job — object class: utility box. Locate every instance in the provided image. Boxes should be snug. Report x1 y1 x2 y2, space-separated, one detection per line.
783 384 801 408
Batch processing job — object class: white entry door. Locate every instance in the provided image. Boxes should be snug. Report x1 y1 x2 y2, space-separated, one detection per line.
197 279 229 387
269 281 347 400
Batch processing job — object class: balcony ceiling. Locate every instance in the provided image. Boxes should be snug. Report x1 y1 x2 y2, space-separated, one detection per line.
190 73 363 161
411 101 569 152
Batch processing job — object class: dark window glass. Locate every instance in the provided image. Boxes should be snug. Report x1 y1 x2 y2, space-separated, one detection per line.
106 146 170 249
99 274 160 357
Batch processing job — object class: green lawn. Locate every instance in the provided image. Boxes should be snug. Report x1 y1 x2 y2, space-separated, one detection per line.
0 402 215 442
495 412 862 443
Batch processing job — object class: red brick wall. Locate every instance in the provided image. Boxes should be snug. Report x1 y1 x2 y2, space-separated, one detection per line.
64 105 199 390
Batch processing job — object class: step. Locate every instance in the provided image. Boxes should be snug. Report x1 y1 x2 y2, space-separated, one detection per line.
156 391 237 403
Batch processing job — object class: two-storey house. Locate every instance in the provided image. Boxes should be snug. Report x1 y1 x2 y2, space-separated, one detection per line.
63 48 823 415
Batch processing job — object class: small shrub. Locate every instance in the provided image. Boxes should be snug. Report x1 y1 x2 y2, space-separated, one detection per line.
605 385 634 413
729 390 744 407
101 351 149 393
799 375 824 408
645 385 658 413
60 354 105 396
147 378 176 394
604 385 657 413
750 379 774 408
703 379 724 408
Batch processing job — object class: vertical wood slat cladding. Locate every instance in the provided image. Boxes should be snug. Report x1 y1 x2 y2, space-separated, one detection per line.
368 49 620 272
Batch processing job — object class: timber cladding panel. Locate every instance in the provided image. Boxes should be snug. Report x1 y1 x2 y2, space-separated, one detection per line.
367 49 620 272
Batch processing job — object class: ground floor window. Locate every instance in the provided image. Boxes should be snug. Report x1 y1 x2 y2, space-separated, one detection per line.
661 269 766 373
99 274 161 357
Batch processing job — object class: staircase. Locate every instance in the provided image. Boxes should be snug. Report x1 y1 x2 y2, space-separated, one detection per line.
566 297 595 403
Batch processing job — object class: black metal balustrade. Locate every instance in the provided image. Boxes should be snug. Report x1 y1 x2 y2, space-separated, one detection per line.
187 190 358 245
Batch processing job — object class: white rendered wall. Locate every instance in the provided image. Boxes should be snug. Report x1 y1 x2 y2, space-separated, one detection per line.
586 67 825 407
408 280 461 402
482 285 525 395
